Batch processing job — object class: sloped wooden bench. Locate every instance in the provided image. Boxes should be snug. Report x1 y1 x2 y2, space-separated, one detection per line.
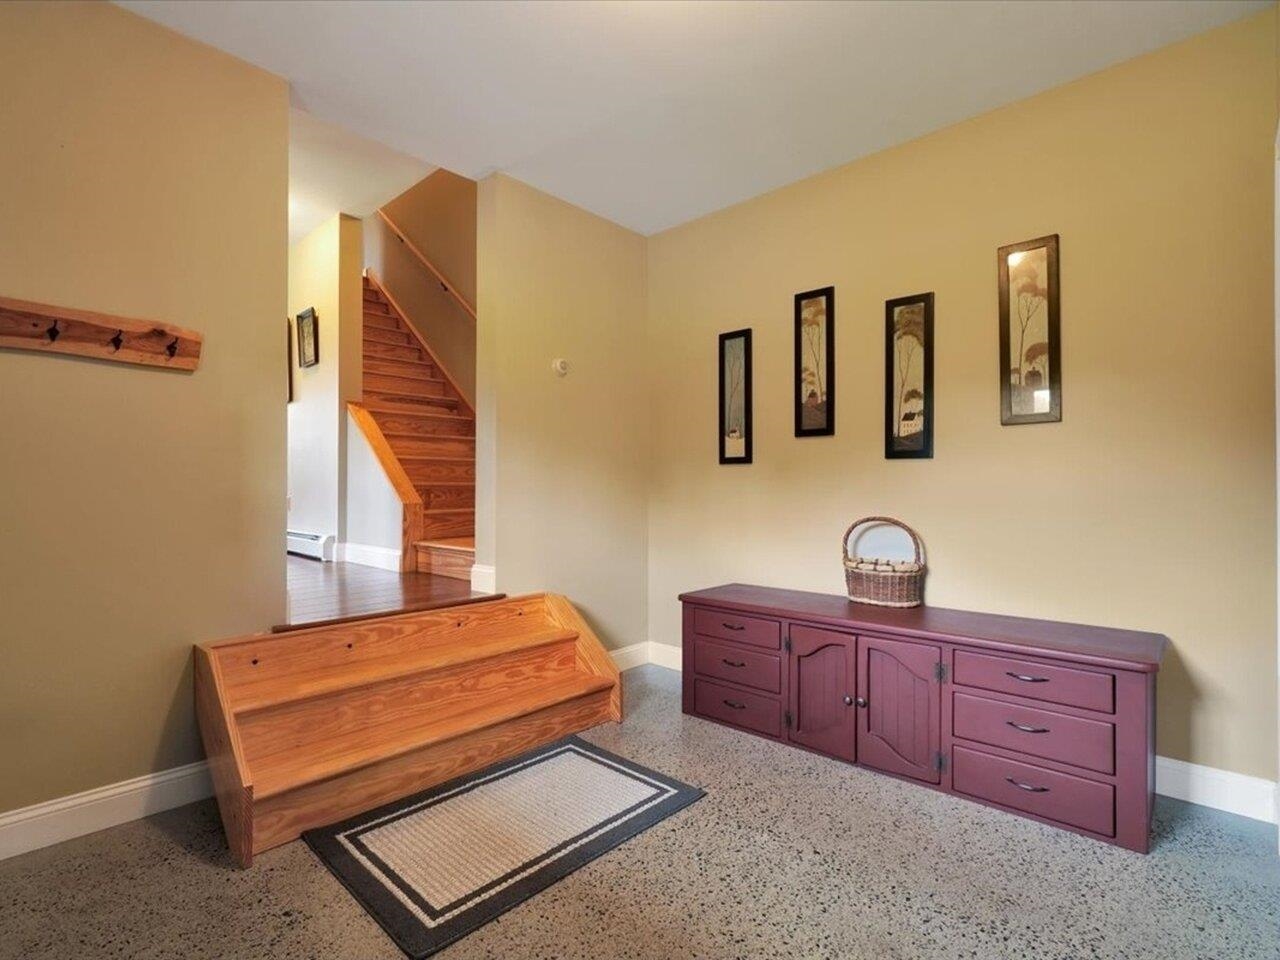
194 593 621 867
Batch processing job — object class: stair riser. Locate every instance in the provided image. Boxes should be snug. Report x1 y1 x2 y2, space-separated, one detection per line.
403 460 475 484
373 411 475 438
364 373 446 397
240 642 580 763
250 688 618 857
365 395 460 416
422 514 475 539
363 312 400 331
363 358 437 381
421 486 475 509
416 545 474 580
385 436 476 458
364 341 423 362
364 327 412 346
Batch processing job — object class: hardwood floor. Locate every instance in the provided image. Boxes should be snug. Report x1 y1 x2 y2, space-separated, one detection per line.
277 555 498 632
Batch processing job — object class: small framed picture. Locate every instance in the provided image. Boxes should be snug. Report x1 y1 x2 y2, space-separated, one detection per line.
998 234 1060 424
719 328 752 464
884 292 934 459
287 318 294 402
297 307 319 368
794 286 834 437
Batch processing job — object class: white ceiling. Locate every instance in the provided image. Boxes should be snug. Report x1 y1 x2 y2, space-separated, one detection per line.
121 0 1271 236
288 108 432 244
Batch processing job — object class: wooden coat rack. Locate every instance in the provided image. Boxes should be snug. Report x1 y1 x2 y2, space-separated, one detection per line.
0 295 203 371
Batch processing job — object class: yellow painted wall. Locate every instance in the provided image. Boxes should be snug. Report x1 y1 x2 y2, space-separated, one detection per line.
645 11 1278 779
0 2 288 810
476 175 649 650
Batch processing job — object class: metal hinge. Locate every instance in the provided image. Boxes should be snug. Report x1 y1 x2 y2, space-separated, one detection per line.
935 751 948 772
934 661 948 683
784 710 793 729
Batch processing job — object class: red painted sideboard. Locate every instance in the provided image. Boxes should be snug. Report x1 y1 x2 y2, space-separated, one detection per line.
679 583 1167 852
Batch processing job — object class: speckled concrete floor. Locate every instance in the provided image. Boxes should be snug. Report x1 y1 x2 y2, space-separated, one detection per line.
2 665 1277 960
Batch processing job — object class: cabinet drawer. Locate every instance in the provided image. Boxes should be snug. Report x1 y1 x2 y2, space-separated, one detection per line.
952 745 1115 837
953 650 1114 714
693 638 781 694
952 692 1115 774
693 608 780 650
694 679 781 737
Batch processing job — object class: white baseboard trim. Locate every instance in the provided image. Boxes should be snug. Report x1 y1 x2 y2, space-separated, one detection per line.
4 652 1274 862
336 542 401 571
0 761 212 862
1155 756 1277 824
471 563 496 594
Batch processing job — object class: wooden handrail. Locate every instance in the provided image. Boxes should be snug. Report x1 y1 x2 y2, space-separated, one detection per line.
376 209 477 322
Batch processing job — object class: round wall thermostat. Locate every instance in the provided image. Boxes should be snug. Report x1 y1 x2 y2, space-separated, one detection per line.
551 358 570 377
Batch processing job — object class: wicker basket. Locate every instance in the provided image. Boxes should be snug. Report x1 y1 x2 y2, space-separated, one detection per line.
842 516 926 608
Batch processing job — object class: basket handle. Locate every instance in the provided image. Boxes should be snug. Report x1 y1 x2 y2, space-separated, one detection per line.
842 516 924 566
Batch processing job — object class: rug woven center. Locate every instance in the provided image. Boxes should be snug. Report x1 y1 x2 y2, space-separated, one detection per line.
351 749 664 910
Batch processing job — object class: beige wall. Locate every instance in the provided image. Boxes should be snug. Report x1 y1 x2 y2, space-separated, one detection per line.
383 169 478 305
646 11 1278 779
476 175 649 650
0 2 288 811
287 213 362 539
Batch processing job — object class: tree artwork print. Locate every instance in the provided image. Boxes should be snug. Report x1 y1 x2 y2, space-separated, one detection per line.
998 234 1061 424
884 293 934 459
719 329 752 464
794 287 835 436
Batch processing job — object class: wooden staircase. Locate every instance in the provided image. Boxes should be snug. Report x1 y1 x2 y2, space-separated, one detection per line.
195 593 622 867
360 275 476 578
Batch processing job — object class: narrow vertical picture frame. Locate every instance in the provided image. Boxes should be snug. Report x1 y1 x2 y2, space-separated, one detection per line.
297 306 319 368
884 292 934 459
719 328 753 464
286 318 294 403
998 233 1060 424
794 286 835 437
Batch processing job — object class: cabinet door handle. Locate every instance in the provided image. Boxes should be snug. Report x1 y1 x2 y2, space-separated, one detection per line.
721 658 746 668
1006 671 1048 683
723 699 747 710
1005 776 1050 793
1006 720 1050 734
854 696 868 708
721 622 745 631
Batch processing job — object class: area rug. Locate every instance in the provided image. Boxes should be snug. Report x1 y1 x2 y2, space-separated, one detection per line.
303 736 704 958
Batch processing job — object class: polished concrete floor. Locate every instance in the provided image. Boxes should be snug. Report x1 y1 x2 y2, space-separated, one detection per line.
2 665 1277 960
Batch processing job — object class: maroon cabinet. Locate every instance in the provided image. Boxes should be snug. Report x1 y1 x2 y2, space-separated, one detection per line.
857 635 942 784
679 583 1166 853
788 626 857 762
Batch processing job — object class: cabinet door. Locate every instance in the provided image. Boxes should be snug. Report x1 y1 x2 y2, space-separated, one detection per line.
856 635 941 783
787 625 856 762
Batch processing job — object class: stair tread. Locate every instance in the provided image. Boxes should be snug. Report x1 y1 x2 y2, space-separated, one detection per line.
422 507 475 517
252 671 611 798
367 401 473 420
365 393 459 410
415 537 477 552
232 625 576 716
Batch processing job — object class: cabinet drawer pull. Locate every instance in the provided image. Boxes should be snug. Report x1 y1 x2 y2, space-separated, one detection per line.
721 622 745 631
1006 671 1049 683
721 658 746 668
1006 720 1050 734
723 699 747 710
1005 776 1050 793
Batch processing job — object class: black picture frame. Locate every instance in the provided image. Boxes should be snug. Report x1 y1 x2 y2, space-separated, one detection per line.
998 234 1060 424
287 318 294 403
884 292 934 459
794 286 835 437
297 307 319 368
718 328 753 464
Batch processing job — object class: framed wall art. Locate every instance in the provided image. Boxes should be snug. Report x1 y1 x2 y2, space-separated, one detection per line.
719 328 753 464
884 292 934 459
794 286 834 437
998 234 1060 424
297 306 319 368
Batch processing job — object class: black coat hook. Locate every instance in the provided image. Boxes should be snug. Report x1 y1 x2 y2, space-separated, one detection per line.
109 330 124 352
46 320 60 342
165 337 179 359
